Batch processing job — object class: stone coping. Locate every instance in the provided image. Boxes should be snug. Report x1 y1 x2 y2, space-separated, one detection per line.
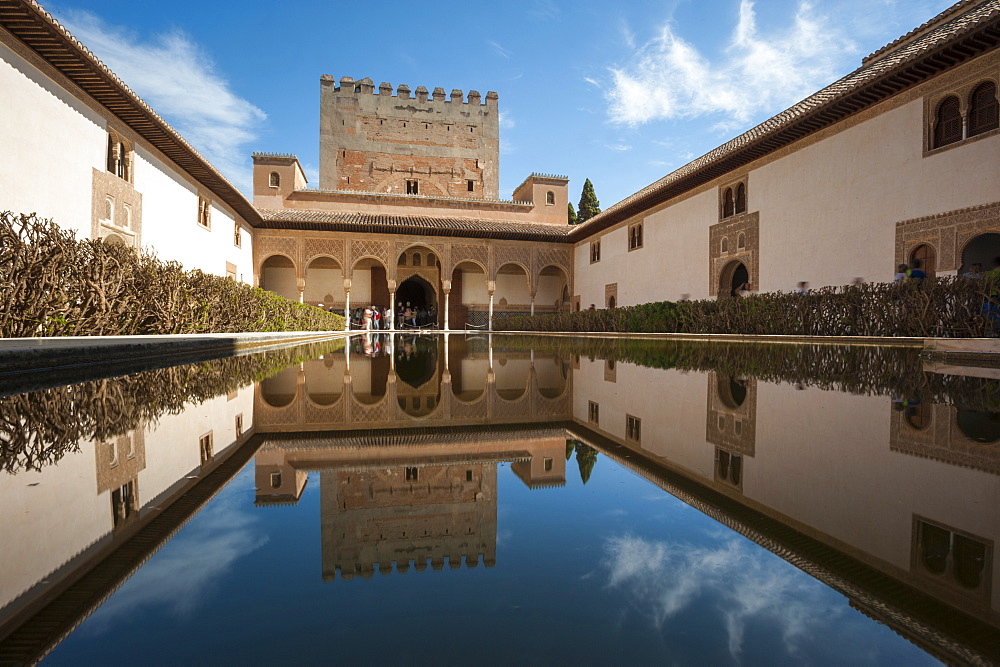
0 331 348 376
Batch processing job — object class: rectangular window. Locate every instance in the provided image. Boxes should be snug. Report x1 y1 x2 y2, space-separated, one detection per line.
467 179 475 192
405 466 419 481
199 432 213 466
588 401 600 425
626 415 641 443
406 180 419 195
543 457 553 472
466 469 473 482
234 221 242 248
197 196 211 229
628 222 644 251
590 240 601 264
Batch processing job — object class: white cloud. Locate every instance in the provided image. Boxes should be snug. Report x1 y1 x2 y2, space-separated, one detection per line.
499 111 516 130
607 1 855 127
79 489 267 634
583 76 601 88
603 534 851 661
489 40 512 60
57 10 266 193
605 144 633 152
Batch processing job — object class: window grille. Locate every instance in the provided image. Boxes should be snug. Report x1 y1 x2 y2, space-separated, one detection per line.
934 96 962 147
968 82 999 137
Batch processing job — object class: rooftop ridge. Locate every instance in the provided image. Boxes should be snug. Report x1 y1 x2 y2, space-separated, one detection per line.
305 188 532 206
251 151 298 160
321 74 497 105
863 0 990 65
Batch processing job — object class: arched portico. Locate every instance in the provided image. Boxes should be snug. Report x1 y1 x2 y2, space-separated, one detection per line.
961 233 1000 273
261 254 299 301
304 256 344 309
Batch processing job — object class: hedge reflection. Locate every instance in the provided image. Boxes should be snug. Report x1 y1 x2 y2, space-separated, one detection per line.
0 340 344 474
493 336 1000 411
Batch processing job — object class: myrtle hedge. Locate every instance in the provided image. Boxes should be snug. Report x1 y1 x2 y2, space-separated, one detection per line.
495 278 1000 338
0 338 345 474
492 335 1000 412
0 211 344 337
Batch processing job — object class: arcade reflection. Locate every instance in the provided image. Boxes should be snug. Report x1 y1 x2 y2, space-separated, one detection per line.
1 335 998 663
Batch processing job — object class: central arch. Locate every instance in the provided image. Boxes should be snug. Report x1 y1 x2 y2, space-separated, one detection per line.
961 233 1000 274
396 275 438 327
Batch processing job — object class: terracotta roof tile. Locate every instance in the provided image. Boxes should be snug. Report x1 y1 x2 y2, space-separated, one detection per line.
257 208 573 242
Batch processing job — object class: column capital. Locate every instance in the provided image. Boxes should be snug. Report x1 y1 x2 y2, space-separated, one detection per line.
343 278 352 291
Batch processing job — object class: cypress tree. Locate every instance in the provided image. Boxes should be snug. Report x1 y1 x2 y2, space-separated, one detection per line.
577 178 601 223
567 202 578 225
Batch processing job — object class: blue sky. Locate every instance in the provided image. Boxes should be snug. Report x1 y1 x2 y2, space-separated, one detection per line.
49 0 955 208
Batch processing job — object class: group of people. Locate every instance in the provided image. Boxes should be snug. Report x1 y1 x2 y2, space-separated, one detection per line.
396 302 437 329
894 258 928 283
351 305 390 330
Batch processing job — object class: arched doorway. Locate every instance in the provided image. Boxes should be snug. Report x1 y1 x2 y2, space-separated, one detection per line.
351 257 390 312
304 256 343 308
956 409 1000 444
719 260 749 299
451 261 488 328
718 376 748 409
261 255 298 300
961 233 1000 274
396 275 438 327
495 262 530 314
910 244 937 277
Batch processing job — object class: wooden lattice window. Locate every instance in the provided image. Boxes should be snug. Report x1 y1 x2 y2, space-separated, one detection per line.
723 187 735 218
968 82 999 137
735 183 747 214
933 96 963 148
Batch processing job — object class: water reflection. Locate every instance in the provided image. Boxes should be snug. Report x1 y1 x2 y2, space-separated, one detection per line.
1 334 998 663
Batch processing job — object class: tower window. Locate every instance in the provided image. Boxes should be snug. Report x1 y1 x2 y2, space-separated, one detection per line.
269 171 280 188
468 180 475 192
405 467 419 481
545 191 555 205
406 180 419 195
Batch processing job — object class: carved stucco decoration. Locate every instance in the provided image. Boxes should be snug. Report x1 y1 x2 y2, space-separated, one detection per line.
256 236 300 273
451 244 490 275
303 238 345 269
895 200 1000 273
709 212 760 297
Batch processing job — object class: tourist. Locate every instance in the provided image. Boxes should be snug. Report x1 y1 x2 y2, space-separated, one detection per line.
794 281 808 294
372 305 382 330
964 262 983 277
678 293 690 302
906 259 927 282
894 264 908 283
851 277 865 287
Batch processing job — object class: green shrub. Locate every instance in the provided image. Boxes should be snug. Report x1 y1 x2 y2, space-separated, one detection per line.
0 212 344 336
495 278 999 338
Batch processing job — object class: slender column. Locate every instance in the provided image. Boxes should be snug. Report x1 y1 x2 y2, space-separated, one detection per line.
530 293 536 316
343 278 352 332
487 281 496 331
389 290 396 331
344 290 351 331
442 280 452 331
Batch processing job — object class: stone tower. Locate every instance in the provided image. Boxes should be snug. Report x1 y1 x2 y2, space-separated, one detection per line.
319 76 500 199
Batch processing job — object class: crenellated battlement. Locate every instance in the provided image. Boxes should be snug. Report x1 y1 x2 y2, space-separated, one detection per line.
321 74 497 106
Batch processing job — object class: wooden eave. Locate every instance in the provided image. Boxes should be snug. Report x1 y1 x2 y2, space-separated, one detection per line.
0 1 264 226
256 216 574 243
567 12 1000 243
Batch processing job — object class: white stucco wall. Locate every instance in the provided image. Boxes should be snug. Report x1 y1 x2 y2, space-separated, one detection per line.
0 35 255 285
572 52 1000 308
0 40 105 239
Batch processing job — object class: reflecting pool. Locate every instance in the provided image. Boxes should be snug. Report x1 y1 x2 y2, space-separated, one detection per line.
1 334 997 664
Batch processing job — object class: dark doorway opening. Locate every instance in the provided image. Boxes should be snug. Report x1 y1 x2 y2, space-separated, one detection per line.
961 233 1000 274
719 260 749 299
397 276 438 327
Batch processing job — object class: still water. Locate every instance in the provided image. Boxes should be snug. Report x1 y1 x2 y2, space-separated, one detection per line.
0 334 997 664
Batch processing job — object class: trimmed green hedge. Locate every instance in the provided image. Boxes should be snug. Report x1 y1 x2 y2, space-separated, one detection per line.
0 211 344 336
495 278 999 338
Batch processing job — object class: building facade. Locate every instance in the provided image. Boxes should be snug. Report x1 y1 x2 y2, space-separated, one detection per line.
1 0 998 327
569 0 1000 308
